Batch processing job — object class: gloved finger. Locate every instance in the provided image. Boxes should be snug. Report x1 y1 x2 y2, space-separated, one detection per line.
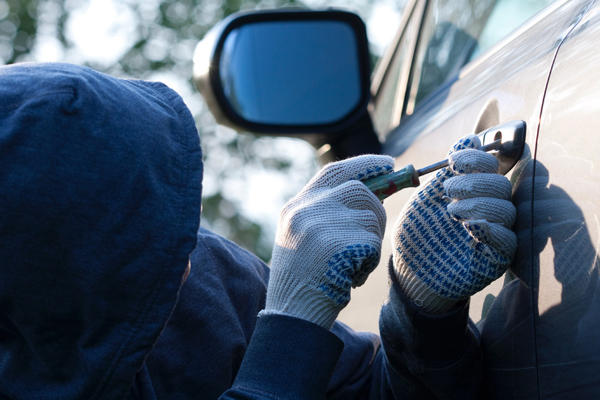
305 154 394 190
444 173 512 200
449 148 499 174
448 134 481 155
351 250 380 288
339 208 386 239
447 197 516 227
348 233 382 288
324 237 382 293
470 250 510 282
463 219 517 258
327 180 387 232
427 135 483 185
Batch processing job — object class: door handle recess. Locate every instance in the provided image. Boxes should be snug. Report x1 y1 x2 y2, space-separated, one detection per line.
477 120 526 175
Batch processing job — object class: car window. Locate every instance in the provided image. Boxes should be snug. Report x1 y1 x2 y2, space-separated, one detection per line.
371 1 423 137
371 38 410 136
469 0 556 60
405 0 555 115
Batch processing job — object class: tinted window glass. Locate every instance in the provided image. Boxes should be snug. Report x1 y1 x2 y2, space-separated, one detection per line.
372 38 409 135
371 3 422 137
406 0 555 114
470 0 555 60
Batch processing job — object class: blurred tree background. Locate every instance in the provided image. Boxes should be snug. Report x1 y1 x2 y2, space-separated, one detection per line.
0 0 405 261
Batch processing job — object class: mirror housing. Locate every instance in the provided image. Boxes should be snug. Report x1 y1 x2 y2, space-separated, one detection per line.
193 9 377 153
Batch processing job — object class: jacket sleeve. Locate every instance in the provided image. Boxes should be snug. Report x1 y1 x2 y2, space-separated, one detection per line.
221 261 482 400
375 258 483 399
197 229 480 399
219 314 344 400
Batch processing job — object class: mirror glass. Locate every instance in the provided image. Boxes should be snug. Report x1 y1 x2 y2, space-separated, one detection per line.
219 20 362 126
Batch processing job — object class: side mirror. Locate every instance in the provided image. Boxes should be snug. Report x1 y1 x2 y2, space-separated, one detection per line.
193 9 372 144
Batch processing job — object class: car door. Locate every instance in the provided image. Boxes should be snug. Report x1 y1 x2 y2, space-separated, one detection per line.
527 3 600 397
338 0 595 397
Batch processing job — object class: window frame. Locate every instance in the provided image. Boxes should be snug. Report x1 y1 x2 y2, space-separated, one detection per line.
375 0 565 136
396 0 568 119
369 0 428 138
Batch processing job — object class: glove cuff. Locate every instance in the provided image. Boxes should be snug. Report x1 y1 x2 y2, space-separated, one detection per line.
263 284 339 329
393 256 461 313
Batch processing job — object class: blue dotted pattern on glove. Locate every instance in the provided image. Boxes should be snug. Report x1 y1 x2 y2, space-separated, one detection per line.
356 164 393 181
395 136 509 299
319 244 379 306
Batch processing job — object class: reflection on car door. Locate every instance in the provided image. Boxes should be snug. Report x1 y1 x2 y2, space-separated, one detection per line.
339 0 596 398
529 3 600 397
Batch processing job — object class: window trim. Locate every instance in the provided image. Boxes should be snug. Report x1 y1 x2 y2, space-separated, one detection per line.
370 0 420 99
394 0 430 122
402 0 567 118
459 0 568 78
370 0 428 136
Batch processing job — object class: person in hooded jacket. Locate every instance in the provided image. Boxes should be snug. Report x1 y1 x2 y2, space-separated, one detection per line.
0 62 515 400
165 134 514 400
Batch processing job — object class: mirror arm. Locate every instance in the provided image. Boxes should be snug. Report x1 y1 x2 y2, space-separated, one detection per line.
316 111 381 164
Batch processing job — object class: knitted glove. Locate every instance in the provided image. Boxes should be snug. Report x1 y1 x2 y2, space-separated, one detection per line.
393 135 517 313
262 154 394 329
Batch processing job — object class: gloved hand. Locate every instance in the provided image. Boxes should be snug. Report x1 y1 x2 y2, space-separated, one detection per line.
393 135 517 313
262 154 394 329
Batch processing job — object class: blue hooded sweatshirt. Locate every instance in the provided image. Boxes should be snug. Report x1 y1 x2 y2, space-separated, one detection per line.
0 63 481 400
0 63 203 399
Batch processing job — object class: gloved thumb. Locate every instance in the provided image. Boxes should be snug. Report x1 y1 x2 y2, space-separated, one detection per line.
304 154 394 190
463 219 517 258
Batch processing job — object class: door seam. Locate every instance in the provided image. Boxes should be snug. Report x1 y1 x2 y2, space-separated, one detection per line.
529 1 598 398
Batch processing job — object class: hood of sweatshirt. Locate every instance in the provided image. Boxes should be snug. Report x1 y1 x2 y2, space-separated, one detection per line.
0 63 203 399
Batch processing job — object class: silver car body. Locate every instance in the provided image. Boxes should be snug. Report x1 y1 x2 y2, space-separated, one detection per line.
339 0 600 397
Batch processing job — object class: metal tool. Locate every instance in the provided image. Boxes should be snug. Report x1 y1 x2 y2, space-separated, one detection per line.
363 120 526 201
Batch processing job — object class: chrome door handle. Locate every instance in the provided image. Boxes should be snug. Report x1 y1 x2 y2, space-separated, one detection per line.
477 120 526 175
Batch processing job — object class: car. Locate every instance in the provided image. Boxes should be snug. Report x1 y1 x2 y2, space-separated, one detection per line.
193 0 600 397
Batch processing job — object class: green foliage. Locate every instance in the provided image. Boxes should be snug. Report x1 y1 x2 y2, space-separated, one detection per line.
0 0 402 262
202 192 272 261
0 0 37 63
0 0 311 262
